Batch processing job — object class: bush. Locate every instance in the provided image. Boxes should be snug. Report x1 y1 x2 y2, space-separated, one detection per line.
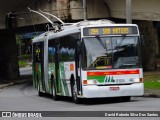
18 54 32 60
19 60 28 68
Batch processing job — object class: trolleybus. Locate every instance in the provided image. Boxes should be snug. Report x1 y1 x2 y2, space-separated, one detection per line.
32 19 144 103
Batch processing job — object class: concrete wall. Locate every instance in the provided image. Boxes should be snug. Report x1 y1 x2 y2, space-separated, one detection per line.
0 30 19 80
1 0 160 29
17 0 57 27
105 0 160 21
2 0 110 29
87 0 110 19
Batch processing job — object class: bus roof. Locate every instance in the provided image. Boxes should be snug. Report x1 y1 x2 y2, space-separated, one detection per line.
32 20 139 43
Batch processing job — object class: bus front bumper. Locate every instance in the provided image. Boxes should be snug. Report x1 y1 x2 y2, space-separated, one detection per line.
80 83 144 98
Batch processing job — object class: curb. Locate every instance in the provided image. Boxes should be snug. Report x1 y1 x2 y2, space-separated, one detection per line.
143 94 160 98
0 79 30 89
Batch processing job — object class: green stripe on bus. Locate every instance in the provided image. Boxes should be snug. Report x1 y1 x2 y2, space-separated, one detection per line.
87 76 106 83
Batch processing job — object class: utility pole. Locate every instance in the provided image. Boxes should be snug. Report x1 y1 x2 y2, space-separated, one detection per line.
126 0 132 24
83 0 87 20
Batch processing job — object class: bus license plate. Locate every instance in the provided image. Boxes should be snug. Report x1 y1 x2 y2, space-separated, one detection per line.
109 87 120 91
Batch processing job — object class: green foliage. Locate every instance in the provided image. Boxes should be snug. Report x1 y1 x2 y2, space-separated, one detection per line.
19 60 28 68
16 34 23 44
144 72 160 89
19 54 32 60
144 82 160 89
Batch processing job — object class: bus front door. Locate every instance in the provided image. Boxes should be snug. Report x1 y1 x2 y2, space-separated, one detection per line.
33 42 45 93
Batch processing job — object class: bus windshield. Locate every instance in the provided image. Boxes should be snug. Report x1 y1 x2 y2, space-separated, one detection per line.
82 36 141 69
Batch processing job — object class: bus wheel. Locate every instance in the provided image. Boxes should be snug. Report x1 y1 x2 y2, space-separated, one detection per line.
71 82 81 104
51 77 58 101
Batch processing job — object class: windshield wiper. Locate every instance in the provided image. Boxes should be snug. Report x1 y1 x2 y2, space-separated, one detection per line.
96 35 106 49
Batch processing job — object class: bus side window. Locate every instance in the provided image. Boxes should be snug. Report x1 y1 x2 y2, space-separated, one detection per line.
48 40 55 63
59 36 75 62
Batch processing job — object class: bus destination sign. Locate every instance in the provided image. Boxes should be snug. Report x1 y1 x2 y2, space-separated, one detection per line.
83 26 138 36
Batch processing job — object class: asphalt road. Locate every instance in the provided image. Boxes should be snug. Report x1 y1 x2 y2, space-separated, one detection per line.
20 66 32 76
0 80 160 120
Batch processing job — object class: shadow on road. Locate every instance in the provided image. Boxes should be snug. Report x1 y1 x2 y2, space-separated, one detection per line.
37 93 140 105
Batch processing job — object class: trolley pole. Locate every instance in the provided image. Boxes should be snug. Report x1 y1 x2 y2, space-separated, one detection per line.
126 0 132 24
83 0 87 20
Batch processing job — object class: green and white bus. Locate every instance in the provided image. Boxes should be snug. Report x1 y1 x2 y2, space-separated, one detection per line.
32 20 144 103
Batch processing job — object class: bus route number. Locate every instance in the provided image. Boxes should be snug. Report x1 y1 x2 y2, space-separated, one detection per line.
90 28 99 35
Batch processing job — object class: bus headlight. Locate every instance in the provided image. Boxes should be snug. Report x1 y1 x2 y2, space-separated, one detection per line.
130 78 143 83
134 78 140 82
135 78 143 82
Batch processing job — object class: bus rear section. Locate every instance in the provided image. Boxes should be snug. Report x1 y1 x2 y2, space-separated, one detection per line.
80 25 144 99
